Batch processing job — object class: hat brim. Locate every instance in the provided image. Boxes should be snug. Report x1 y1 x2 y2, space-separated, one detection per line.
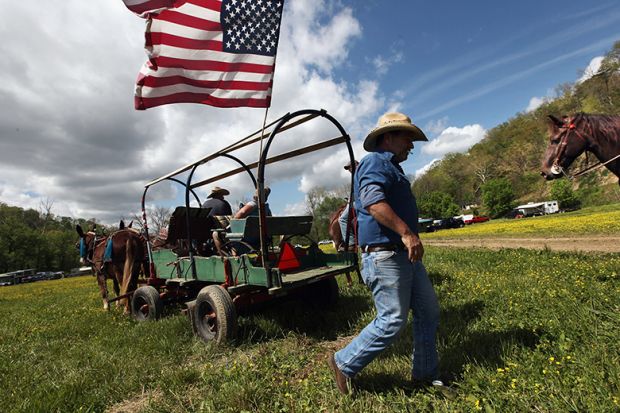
207 189 230 198
363 123 428 152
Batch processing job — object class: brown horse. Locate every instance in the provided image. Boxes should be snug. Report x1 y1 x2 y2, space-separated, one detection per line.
541 113 620 184
76 224 147 313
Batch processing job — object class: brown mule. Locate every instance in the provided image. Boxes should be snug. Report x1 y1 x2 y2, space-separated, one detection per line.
76 225 147 313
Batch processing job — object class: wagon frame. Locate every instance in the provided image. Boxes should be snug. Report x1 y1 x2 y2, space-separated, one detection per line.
135 108 359 343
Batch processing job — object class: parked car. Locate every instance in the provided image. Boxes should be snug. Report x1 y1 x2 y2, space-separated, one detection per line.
417 218 435 233
432 217 465 230
463 215 490 224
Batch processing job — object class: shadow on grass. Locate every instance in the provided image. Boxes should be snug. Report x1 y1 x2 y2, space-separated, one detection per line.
427 270 452 287
236 287 372 344
440 327 541 381
358 300 542 392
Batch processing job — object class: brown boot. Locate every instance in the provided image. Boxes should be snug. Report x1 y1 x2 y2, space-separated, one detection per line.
327 353 352 395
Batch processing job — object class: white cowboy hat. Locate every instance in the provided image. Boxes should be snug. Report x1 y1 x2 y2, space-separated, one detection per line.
363 112 428 152
207 186 230 198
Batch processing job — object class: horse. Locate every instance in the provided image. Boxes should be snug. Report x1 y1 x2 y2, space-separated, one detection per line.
328 203 357 251
541 113 620 184
76 223 147 313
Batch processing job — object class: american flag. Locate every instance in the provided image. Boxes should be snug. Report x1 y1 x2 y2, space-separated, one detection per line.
122 0 284 109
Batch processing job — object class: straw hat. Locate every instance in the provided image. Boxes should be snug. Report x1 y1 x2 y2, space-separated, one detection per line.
207 186 230 198
363 112 428 152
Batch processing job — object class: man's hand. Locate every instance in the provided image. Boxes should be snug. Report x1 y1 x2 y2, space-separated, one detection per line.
367 201 423 261
402 231 424 262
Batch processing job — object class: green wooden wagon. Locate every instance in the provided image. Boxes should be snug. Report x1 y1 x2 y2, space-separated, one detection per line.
134 109 359 344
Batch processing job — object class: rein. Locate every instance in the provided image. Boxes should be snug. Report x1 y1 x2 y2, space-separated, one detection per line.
552 118 620 179
82 234 109 270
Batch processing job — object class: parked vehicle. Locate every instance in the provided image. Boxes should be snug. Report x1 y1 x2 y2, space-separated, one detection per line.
463 215 490 224
512 200 559 218
418 218 435 233
432 217 465 230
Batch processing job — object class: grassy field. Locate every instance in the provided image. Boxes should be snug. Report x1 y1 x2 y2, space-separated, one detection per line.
422 203 620 239
1 247 619 412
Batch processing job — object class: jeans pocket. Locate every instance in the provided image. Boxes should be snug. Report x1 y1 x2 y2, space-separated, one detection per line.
373 250 396 263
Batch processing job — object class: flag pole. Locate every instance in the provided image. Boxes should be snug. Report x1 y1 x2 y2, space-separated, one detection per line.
258 106 270 268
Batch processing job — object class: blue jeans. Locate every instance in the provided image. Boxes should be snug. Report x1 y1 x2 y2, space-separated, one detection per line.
334 250 440 380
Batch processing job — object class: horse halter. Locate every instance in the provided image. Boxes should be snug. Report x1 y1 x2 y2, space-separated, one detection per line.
80 232 106 266
550 119 589 177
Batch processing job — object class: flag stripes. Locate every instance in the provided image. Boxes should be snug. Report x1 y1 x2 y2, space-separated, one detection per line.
122 0 283 109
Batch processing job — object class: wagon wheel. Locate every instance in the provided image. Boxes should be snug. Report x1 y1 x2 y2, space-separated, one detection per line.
280 234 318 247
193 285 237 344
303 277 339 308
220 240 254 257
131 286 163 321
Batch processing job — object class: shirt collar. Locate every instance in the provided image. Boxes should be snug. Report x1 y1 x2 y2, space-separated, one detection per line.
373 149 404 172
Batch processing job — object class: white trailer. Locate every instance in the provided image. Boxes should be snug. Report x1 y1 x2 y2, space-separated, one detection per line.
514 200 559 216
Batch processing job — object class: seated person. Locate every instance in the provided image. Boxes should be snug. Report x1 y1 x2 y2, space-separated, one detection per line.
234 186 272 218
233 187 272 249
202 186 232 216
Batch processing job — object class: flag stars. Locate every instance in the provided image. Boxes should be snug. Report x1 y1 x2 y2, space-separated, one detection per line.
222 0 282 56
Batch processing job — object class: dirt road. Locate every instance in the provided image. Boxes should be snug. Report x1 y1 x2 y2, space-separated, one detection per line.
424 236 620 253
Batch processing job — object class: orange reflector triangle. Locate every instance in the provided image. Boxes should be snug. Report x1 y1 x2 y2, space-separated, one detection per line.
277 242 301 272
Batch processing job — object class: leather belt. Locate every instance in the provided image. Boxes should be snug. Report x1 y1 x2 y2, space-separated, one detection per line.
362 244 405 253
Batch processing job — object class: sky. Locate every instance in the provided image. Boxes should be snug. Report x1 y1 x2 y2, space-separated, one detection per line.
1 0 619 224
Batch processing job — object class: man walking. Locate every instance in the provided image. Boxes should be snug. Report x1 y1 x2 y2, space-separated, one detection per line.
328 112 442 394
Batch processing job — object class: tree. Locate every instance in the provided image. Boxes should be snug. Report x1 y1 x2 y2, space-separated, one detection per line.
481 178 514 218
417 191 460 219
549 178 580 210
304 187 345 241
133 206 173 235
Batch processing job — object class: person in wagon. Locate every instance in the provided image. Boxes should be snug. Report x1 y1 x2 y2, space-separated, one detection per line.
327 112 444 394
233 186 273 249
202 186 232 217
234 186 272 219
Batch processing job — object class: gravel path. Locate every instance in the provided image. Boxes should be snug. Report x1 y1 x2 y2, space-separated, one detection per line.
424 236 620 253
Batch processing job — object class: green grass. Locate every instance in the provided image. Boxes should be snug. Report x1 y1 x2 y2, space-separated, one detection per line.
423 203 620 239
1 247 619 412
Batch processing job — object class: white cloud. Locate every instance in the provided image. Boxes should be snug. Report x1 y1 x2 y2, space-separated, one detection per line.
577 55 604 83
414 159 440 179
526 96 547 112
424 117 449 135
422 124 486 157
283 201 308 216
371 50 404 75
0 0 384 223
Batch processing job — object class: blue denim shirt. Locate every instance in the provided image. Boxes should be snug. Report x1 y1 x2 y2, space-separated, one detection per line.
354 150 419 246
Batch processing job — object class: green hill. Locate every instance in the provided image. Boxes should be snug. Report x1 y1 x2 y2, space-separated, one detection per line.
413 41 620 216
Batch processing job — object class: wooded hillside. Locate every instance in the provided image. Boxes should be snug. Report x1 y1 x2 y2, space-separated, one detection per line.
412 41 620 216
0 202 116 273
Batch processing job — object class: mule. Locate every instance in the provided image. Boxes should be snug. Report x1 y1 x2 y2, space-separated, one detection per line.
76 224 147 313
541 113 620 184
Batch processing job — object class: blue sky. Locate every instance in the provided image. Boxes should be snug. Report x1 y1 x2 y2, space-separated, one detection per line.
268 0 620 215
0 0 619 223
